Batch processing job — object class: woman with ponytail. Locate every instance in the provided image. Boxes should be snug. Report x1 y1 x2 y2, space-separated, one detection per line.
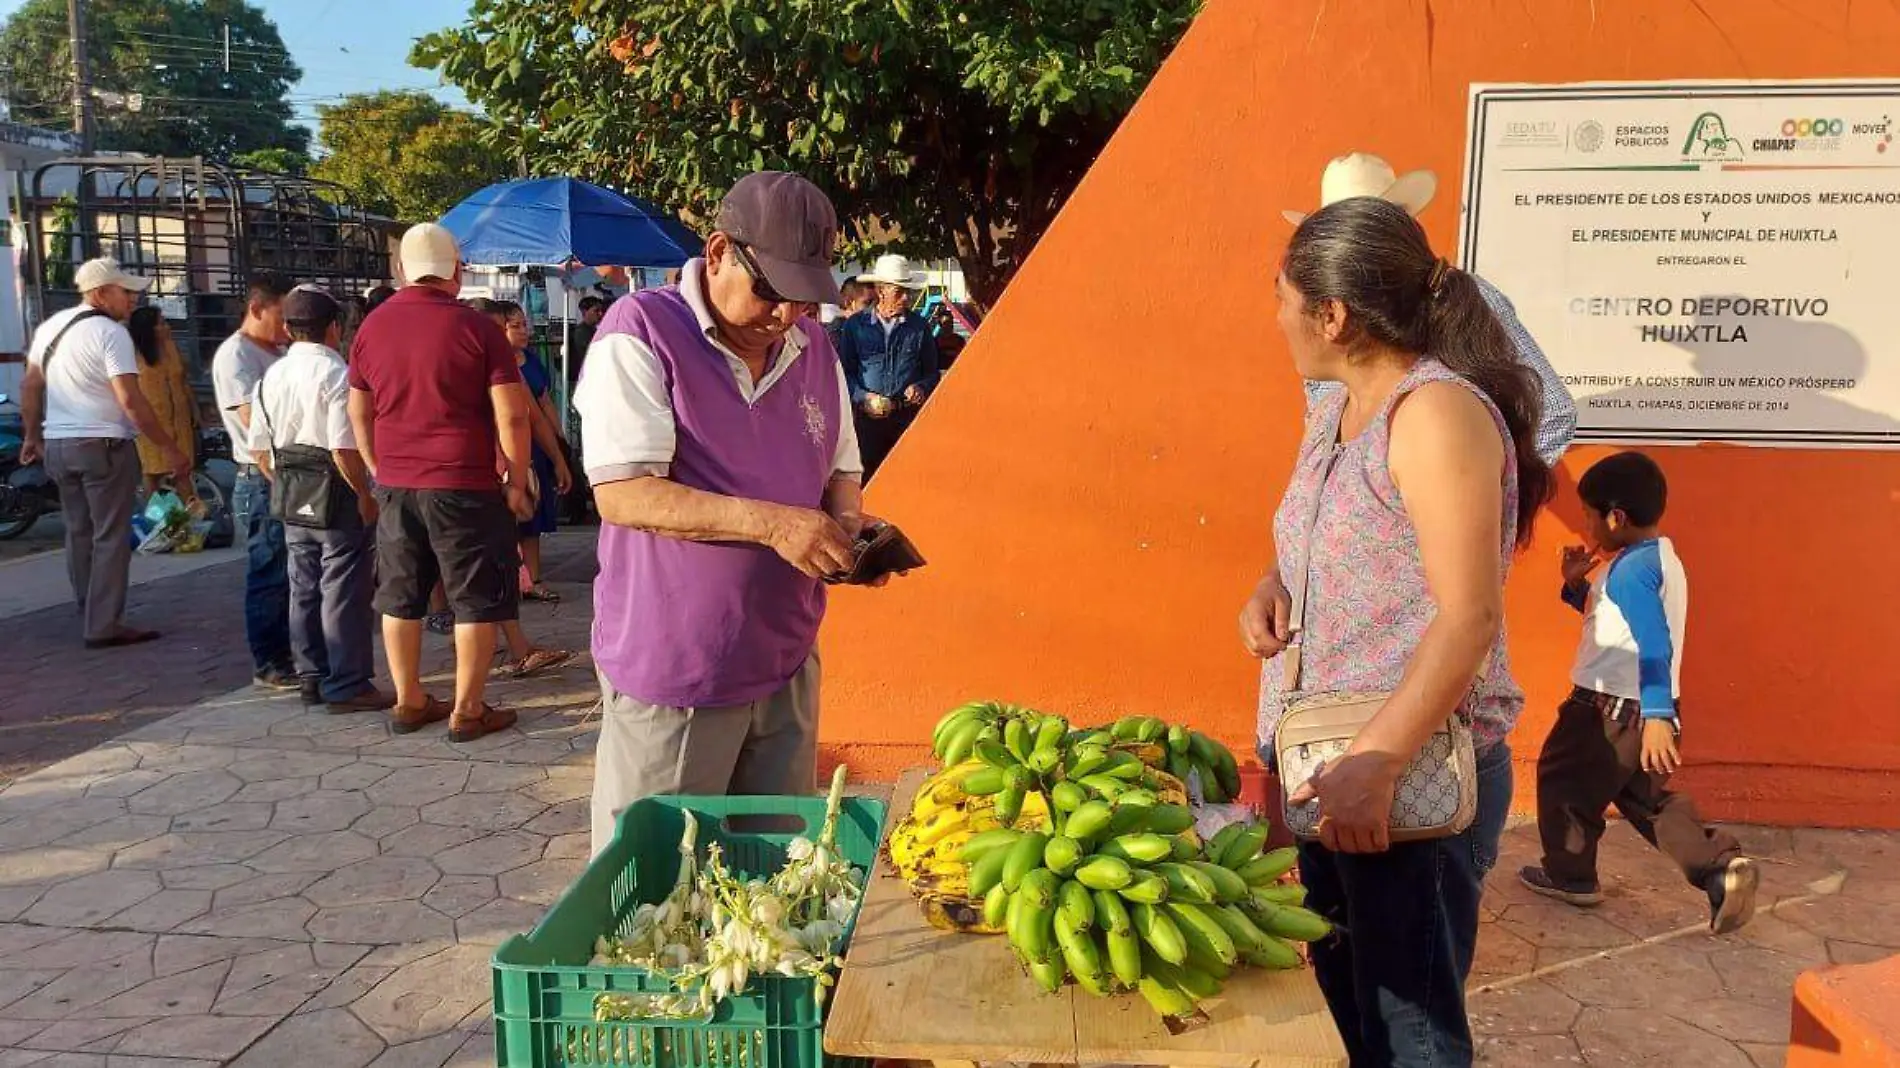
1238 196 1552 1067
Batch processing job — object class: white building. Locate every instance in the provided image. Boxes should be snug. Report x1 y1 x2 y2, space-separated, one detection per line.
0 120 83 398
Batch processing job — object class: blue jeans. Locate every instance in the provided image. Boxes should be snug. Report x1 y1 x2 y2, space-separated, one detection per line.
232 468 292 674
1295 742 1513 1068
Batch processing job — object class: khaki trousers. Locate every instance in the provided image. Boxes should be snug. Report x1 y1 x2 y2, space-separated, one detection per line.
589 655 820 856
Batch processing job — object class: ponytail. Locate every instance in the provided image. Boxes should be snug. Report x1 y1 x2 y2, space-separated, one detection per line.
1424 269 1552 545
1284 197 1552 547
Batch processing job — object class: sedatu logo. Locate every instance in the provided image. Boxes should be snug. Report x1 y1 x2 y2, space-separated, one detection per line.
1682 112 1743 160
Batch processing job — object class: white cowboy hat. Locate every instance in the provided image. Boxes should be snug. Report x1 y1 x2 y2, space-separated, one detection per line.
1281 152 1439 225
856 253 927 289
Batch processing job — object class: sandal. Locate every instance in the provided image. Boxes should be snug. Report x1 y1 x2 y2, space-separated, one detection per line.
521 584 562 603
390 695 452 734
448 702 518 743
494 647 577 679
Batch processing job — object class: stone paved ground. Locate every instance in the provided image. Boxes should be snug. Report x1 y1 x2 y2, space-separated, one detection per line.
0 529 1893 1065
0 557 256 786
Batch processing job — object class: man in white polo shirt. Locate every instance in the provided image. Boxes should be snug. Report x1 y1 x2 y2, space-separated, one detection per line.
250 285 392 712
19 258 192 647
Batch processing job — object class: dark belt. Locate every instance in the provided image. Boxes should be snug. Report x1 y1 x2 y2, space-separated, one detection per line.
1570 685 1639 720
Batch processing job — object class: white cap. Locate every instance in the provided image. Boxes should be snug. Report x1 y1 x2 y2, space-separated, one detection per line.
74 257 152 294
399 223 461 284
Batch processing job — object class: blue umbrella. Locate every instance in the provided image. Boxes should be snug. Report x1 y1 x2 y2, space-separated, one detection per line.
437 176 701 268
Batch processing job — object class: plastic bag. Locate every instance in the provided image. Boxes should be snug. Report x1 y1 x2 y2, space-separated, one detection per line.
142 490 185 528
136 490 192 554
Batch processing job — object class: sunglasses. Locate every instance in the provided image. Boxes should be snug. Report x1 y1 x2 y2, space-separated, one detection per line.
730 241 795 306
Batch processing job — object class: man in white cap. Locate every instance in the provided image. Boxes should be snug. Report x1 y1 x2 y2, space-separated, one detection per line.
1287 153 1577 464
835 253 942 479
18 258 192 647
347 222 536 742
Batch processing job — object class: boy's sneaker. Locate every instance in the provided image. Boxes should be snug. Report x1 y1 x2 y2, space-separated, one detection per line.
1706 856 1760 934
1518 865 1604 907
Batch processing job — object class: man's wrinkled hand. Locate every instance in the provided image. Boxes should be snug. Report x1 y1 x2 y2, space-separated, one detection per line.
19 437 42 466
765 505 856 579
901 384 925 406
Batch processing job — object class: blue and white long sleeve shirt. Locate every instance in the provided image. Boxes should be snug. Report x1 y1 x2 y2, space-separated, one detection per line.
1564 538 1689 719
1303 274 1578 466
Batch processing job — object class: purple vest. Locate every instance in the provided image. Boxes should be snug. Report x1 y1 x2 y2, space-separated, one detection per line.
591 287 842 707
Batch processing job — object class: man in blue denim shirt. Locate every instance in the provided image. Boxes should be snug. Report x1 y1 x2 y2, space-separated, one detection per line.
1288 154 1578 465
835 254 941 479
212 273 298 691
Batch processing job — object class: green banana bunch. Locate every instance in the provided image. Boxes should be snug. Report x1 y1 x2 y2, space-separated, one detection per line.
923 701 1322 1027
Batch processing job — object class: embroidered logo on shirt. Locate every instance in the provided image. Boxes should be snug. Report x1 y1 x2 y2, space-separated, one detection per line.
799 393 827 450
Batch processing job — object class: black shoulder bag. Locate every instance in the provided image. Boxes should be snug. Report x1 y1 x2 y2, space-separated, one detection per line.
256 382 350 530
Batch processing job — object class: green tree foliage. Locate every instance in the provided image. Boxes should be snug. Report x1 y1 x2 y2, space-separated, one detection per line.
0 0 307 159
231 147 310 175
308 90 513 222
413 0 1201 306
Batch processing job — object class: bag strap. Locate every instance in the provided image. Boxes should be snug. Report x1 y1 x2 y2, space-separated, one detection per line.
1282 382 1487 708
39 309 107 375
1283 401 1347 695
253 377 277 462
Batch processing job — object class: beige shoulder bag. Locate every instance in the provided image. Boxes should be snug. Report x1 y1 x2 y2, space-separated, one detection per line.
1274 437 1478 844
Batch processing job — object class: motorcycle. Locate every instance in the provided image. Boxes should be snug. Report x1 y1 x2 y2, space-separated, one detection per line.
0 392 55 541
0 395 231 544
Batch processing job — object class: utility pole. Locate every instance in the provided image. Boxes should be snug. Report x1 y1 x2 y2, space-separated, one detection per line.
68 0 94 262
67 0 92 152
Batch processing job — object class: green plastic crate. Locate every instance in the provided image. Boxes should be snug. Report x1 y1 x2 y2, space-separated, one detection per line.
491 794 888 1068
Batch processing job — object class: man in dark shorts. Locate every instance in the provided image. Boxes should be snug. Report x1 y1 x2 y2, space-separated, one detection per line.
346 222 536 742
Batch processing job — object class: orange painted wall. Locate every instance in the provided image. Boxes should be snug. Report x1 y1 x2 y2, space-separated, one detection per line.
817 0 1900 829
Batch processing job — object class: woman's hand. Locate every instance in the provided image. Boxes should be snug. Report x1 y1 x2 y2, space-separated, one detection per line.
1240 571 1294 658
1287 748 1402 854
554 459 574 497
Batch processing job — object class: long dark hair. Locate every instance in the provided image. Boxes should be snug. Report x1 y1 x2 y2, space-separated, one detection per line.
1284 196 1551 545
127 306 165 366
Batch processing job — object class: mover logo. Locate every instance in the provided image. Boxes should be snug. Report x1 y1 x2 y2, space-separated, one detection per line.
1681 112 1743 160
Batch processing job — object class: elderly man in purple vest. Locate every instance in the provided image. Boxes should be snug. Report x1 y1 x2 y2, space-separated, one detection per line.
576 172 879 854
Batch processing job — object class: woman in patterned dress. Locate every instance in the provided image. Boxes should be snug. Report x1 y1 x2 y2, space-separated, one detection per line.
1239 197 1552 1067
128 307 198 498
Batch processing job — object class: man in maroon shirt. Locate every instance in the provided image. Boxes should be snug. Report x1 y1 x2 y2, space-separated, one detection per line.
347 223 535 742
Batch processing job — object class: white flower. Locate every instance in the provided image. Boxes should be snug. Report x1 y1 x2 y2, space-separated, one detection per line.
787 837 815 861
827 895 856 926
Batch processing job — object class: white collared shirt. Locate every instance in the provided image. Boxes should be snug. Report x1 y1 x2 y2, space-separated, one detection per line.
575 259 863 485
248 341 356 457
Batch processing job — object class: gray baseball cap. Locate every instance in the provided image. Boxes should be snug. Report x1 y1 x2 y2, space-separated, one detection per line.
714 172 845 305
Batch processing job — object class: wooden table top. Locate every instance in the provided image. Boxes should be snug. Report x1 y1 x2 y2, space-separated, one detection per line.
824 768 1348 1068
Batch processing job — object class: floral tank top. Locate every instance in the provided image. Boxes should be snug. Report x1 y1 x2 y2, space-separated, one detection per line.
1256 359 1525 753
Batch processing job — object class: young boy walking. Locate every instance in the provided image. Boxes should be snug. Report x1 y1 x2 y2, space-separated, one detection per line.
1518 451 1759 934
